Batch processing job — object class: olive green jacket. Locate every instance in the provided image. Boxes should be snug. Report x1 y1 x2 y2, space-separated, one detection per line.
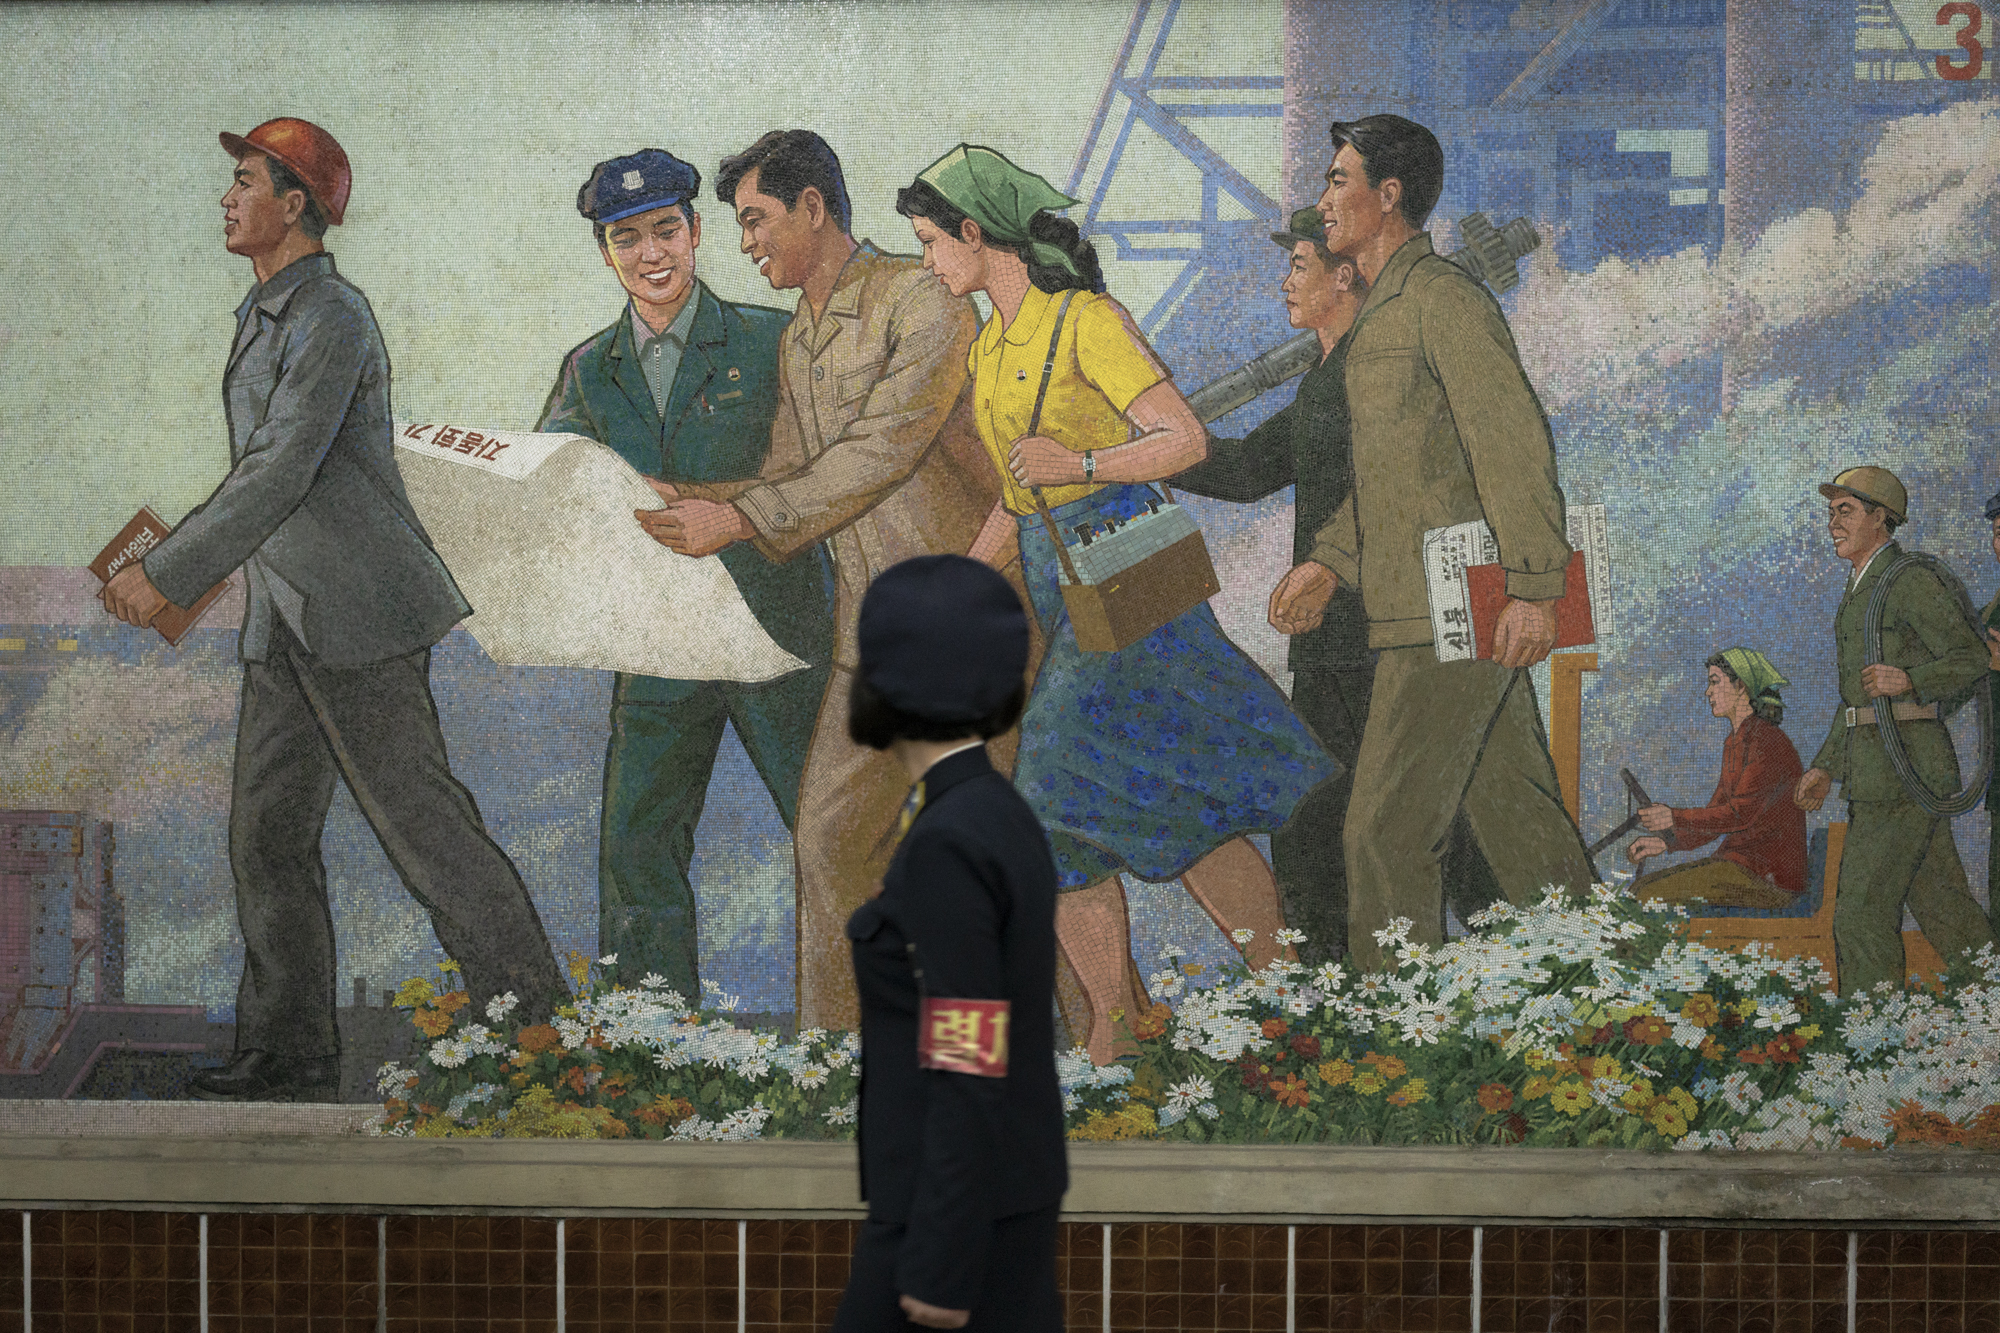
1306 234 1572 649
1810 541 1987 802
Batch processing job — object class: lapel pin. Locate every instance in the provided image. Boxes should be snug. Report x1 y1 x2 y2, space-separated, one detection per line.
727 366 741 381
1016 369 1028 381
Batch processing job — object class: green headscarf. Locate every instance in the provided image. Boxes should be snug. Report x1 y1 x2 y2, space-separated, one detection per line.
917 143 1083 280
1718 647 1787 702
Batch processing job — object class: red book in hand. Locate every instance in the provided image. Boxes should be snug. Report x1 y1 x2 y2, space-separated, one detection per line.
1464 552 1595 661
88 507 231 646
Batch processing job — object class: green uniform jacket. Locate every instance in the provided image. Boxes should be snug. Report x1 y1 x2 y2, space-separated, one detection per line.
1982 589 2000 805
1810 542 1986 802
1307 235 1572 649
538 282 834 702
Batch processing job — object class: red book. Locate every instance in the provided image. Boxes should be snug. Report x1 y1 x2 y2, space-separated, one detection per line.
88 507 231 646
1465 552 1595 661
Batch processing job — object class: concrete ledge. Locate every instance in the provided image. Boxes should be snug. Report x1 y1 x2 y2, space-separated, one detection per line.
2 1105 1998 1223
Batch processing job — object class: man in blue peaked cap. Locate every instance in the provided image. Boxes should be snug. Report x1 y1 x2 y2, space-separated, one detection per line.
539 147 835 998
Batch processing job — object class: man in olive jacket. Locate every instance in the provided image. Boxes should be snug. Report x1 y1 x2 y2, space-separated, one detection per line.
1794 468 1994 994
1268 115 1593 972
538 149 833 997
1176 208 1499 966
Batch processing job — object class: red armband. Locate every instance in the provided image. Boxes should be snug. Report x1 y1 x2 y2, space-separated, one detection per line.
918 997 1010 1078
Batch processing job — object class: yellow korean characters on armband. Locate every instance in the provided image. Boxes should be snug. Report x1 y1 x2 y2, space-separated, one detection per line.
917 997 1010 1078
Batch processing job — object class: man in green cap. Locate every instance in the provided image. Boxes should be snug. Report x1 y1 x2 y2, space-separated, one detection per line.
1980 484 2000 937
1174 207 1499 965
1794 466 1995 993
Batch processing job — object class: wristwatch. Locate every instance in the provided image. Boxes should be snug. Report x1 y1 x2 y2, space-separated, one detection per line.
1082 450 1096 481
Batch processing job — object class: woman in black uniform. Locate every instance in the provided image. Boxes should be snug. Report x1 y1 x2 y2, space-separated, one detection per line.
835 554 1067 1331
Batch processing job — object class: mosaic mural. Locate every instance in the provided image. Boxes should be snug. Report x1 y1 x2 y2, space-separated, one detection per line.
2 0 1997 1150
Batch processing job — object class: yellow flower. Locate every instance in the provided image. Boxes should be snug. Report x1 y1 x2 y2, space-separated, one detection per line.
1386 1078 1429 1107
566 950 592 988
436 959 461 974
1679 994 1719 1028
1318 1060 1354 1087
1798 1025 1822 1039
1666 1088 1698 1119
1549 1082 1592 1117
1523 1074 1554 1101
1524 1049 1555 1070
1647 1101 1689 1137
1068 1104 1159 1141
1620 1079 1656 1112
392 976 436 1009
1182 963 1205 976
1352 1070 1387 1096
1734 997 1760 1018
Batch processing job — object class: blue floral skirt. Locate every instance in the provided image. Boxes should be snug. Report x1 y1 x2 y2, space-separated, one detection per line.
1011 484 1340 889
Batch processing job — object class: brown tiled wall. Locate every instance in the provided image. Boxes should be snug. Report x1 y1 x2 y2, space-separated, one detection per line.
383 1214 556 1332
206 1212 376 1332
23 1210 201 1333
6 1214 1999 1332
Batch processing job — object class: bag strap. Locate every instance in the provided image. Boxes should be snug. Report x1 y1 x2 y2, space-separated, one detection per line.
1025 292 1084 587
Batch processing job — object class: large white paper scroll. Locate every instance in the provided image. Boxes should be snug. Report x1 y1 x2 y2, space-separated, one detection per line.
393 421 807 682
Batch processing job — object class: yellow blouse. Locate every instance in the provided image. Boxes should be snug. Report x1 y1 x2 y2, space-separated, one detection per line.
968 284 1170 515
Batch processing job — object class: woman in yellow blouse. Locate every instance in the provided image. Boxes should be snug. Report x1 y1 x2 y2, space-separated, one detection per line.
897 146 1338 1065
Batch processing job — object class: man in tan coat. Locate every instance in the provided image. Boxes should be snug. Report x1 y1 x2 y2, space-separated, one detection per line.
647 130 1003 1028
1269 114 1594 971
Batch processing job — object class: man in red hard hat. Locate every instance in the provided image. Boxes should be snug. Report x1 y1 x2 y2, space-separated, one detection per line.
100 118 567 1101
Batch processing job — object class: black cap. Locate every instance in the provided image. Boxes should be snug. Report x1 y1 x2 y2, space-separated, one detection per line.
858 556 1029 723
578 148 700 226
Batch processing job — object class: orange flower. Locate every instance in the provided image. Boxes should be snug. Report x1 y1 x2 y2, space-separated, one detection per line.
413 1006 454 1038
515 1024 563 1056
1361 1052 1408 1080
1262 1018 1290 1040
1386 1078 1429 1107
1699 1035 1725 1061
1271 1073 1311 1108
434 990 471 1015
1840 1136 1885 1150
1477 1083 1515 1113
1319 1060 1354 1088
1680 994 1720 1028
1622 1015 1672 1047
1737 1046 1768 1065
1130 1004 1170 1041
563 1066 593 1097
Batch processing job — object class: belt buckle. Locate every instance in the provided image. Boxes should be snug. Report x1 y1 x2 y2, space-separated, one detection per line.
1844 705 1857 727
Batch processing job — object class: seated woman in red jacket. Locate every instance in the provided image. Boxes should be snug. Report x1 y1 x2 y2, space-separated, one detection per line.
1626 648 1808 911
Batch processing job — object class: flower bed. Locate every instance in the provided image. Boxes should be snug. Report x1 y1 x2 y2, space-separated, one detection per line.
371 889 2000 1151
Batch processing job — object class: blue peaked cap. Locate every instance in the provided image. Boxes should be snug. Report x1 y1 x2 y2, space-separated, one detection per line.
578 148 700 227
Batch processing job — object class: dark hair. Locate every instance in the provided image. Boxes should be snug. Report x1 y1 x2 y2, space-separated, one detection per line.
717 130 851 233
1329 114 1445 231
894 177 1105 295
591 201 696 250
264 157 329 240
846 672 1027 750
1858 498 1903 534
1705 653 1784 725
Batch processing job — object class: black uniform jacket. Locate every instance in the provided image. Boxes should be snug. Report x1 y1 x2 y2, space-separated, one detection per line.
844 745 1067 1307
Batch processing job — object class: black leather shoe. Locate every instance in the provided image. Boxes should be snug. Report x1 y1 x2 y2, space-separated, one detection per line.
189 1050 341 1103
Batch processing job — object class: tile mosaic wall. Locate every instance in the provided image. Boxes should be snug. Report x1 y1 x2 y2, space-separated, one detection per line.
8 1215 1999 1332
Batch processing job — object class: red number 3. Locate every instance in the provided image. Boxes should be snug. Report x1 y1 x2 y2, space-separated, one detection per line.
1937 1 1986 80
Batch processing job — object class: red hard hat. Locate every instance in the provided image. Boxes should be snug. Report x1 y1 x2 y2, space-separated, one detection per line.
220 117 351 227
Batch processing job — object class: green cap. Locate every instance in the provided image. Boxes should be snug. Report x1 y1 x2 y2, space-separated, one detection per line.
1271 207 1327 252
1717 647 1787 701
917 144 1082 279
